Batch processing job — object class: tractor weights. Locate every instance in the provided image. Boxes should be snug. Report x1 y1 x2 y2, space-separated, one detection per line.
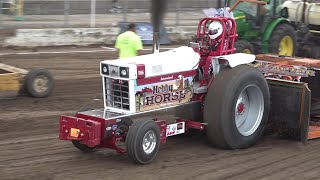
267 79 311 143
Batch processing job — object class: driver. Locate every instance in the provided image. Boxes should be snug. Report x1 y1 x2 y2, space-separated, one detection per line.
207 21 223 50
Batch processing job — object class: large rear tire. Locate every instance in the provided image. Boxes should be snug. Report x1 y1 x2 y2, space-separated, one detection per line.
204 65 270 149
269 23 297 56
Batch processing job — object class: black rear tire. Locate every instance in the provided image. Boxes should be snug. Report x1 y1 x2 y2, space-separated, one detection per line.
24 68 54 98
204 65 270 149
235 40 255 54
126 119 160 164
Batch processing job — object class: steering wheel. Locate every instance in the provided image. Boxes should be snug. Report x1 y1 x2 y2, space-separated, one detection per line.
196 34 211 56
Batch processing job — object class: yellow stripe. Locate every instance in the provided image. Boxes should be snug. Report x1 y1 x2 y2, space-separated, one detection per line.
234 16 246 20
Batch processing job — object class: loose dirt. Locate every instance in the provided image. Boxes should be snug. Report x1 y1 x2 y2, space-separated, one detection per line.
1 46 320 180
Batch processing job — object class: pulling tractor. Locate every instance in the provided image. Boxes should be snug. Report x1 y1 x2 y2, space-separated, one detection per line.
59 0 320 164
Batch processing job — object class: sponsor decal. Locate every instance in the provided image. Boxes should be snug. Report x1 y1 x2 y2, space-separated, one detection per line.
166 122 185 137
172 126 177 131
106 127 112 131
166 126 174 136
135 75 193 112
167 131 176 136
160 75 174 81
177 123 183 130
138 70 145 76
111 125 118 131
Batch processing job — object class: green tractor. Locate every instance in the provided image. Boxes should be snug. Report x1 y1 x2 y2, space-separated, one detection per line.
223 0 297 56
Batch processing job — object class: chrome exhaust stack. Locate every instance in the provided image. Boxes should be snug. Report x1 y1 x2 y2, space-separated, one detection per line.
151 0 167 54
153 31 160 54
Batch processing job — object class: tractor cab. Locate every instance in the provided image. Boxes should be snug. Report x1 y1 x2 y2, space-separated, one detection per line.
228 0 282 30
212 0 297 56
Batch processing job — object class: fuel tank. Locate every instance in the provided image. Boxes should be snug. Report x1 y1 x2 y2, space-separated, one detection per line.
283 0 320 26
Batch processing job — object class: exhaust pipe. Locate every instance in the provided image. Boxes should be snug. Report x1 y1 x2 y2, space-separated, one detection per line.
151 0 167 54
153 31 160 53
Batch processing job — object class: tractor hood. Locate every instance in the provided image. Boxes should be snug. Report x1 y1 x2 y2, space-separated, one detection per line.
100 46 200 80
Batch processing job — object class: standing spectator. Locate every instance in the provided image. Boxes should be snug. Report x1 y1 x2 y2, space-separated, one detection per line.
115 23 143 59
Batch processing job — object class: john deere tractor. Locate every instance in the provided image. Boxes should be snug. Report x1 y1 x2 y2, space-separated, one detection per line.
224 0 297 56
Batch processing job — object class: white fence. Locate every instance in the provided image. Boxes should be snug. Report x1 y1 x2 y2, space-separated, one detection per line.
0 0 220 28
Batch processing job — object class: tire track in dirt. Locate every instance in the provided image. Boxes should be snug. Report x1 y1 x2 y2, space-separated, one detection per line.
0 133 310 180
193 142 320 180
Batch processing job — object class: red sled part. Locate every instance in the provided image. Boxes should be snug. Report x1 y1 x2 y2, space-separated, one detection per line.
59 115 101 147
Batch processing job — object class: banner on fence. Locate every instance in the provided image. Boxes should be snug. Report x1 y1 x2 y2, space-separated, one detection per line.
118 22 171 45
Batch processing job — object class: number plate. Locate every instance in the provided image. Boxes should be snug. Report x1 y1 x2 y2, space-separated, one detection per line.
70 128 80 138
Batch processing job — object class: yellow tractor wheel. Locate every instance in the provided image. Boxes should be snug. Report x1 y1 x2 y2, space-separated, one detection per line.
243 49 252 54
279 36 294 56
269 24 297 57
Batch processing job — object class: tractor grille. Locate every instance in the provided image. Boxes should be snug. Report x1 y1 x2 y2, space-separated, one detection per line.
104 77 130 111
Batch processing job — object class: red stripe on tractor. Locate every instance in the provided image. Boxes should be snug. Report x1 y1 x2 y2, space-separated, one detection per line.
136 70 197 86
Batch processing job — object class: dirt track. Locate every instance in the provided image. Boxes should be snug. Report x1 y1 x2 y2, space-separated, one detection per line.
1 46 320 180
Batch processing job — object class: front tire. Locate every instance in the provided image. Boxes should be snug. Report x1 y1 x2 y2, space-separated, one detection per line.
204 65 270 149
126 119 160 164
